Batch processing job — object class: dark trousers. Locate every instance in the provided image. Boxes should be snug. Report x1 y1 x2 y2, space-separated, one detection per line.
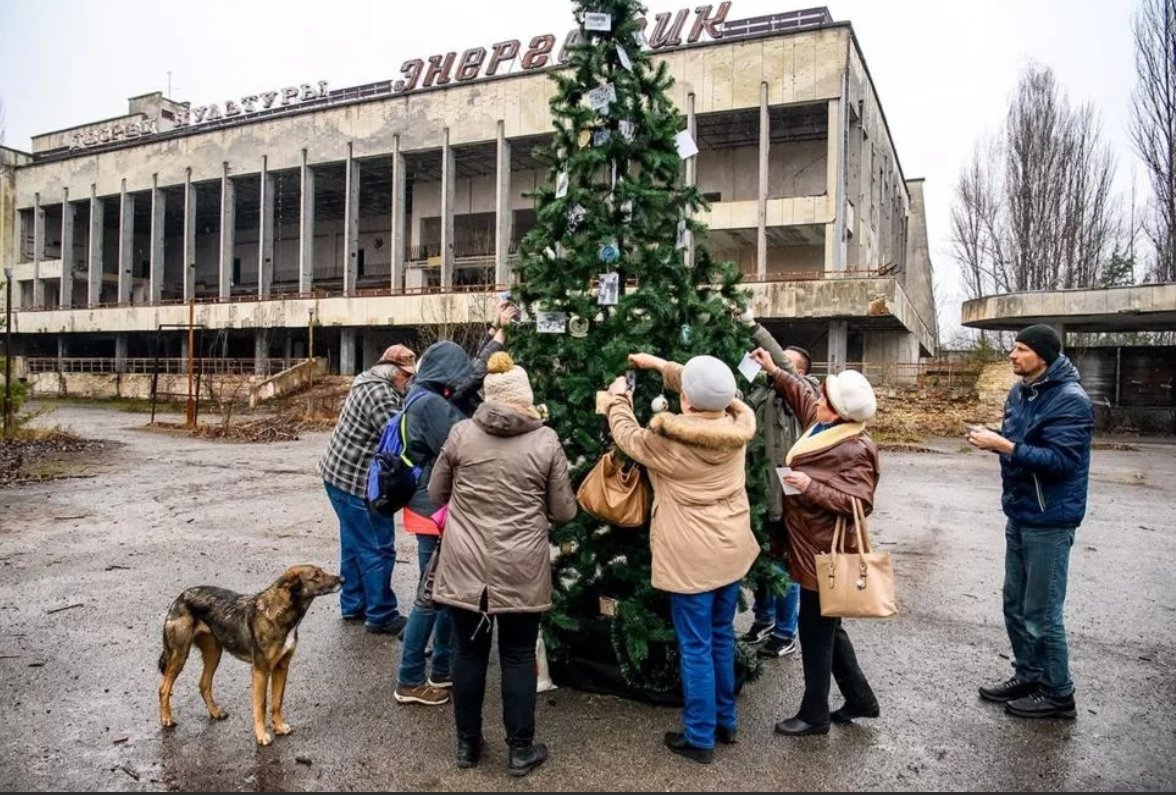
450 607 541 748
796 587 877 725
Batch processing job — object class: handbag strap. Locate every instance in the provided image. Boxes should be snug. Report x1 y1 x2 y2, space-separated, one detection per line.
830 513 845 555
851 497 872 554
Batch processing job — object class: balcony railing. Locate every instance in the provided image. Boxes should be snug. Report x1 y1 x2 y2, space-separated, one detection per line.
23 357 290 376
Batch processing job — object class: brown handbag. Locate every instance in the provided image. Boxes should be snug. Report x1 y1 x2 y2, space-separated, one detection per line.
576 448 651 528
814 497 897 618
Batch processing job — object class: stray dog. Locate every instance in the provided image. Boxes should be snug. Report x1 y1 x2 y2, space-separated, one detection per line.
157 565 343 745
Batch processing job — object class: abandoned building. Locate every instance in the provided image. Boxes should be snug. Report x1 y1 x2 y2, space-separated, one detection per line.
0 6 937 396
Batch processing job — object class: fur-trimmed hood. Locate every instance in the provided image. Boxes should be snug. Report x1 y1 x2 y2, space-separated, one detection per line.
648 399 756 452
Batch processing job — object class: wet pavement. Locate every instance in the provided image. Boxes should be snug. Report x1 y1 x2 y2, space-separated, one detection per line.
0 403 1173 791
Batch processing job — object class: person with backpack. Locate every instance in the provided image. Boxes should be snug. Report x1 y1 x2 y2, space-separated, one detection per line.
318 344 418 635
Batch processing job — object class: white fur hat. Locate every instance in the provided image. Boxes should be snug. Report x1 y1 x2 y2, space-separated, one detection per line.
824 369 877 423
681 355 737 412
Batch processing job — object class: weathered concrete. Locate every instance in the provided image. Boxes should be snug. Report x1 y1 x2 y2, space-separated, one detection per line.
24 372 259 400
0 404 1172 791
248 358 328 408
962 284 1176 333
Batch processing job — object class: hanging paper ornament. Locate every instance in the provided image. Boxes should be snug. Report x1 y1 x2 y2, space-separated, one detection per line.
536 311 568 334
597 271 620 305
680 323 693 345
598 240 620 264
621 199 634 223
544 246 558 260
676 219 688 250
651 394 669 414
555 170 569 198
587 83 617 113
616 43 633 71
569 315 590 338
593 128 612 146
578 129 592 148
619 120 637 142
585 12 612 31
567 204 587 233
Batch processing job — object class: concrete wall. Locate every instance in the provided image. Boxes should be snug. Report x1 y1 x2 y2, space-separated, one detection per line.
249 357 328 407
25 371 259 400
862 328 920 368
2 148 34 313
902 179 937 353
696 141 828 202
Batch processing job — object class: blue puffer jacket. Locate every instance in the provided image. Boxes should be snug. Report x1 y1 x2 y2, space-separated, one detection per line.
998 354 1095 527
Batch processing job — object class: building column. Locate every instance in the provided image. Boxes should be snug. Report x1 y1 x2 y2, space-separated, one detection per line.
827 320 848 374
219 163 235 299
757 83 769 282
343 143 360 297
825 91 847 273
391 136 407 292
339 328 357 376
494 121 513 286
117 179 134 305
254 329 270 375
283 332 293 366
149 175 165 303
685 94 698 270
32 193 45 307
441 128 456 289
258 156 275 298
88 186 104 307
114 334 129 374
299 150 315 295
183 169 196 302
60 189 75 309
57 334 68 372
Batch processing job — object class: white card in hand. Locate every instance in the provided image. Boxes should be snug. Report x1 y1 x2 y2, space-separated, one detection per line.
737 352 762 384
776 467 802 496
674 130 699 159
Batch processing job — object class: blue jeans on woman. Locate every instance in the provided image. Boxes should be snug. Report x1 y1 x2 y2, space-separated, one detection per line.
1003 520 1076 696
398 533 453 686
752 563 800 641
669 580 741 750
323 481 399 629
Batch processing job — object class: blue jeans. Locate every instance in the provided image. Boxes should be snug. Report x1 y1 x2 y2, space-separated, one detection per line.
752 564 799 640
324 481 399 628
397 533 452 686
669 581 740 750
1003 520 1076 696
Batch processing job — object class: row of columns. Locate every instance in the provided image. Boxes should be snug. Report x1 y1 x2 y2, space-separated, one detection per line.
30 130 517 310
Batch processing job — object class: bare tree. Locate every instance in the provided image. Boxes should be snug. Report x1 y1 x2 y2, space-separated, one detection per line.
1131 0 1176 282
951 65 1122 298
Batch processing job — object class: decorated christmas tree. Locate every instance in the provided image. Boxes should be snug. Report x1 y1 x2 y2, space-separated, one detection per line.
509 0 770 701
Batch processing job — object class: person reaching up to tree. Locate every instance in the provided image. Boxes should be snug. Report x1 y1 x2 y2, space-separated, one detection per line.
597 352 758 764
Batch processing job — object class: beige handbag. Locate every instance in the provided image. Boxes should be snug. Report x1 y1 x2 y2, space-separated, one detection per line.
814 497 896 618
576 448 651 528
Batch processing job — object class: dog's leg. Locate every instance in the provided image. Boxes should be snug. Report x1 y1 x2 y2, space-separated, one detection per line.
270 652 294 737
158 620 193 728
194 633 228 721
251 661 272 746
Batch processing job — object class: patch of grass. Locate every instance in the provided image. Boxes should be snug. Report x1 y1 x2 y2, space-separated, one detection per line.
870 429 924 445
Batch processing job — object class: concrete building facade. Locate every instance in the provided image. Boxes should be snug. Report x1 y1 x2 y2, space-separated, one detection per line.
2 7 936 378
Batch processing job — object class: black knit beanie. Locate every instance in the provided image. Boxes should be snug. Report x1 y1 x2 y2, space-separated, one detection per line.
1015 324 1062 365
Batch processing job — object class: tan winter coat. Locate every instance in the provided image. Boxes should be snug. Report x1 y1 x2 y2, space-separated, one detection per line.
598 363 759 595
428 402 578 614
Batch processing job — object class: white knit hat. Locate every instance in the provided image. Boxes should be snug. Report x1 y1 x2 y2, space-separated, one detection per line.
681 355 737 412
484 351 535 408
824 369 877 423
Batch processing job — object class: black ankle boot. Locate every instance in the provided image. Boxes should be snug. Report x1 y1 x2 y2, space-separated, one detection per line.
830 700 880 723
455 736 483 769
774 717 830 736
508 742 549 777
664 731 714 764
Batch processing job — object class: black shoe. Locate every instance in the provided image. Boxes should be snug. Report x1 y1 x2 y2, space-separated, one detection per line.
1005 691 1077 720
830 701 880 723
456 736 484 769
979 675 1039 703
758 635 799 658
365 614 408 638
741 619 776 644
774 717 830 736
508 743 549 777
663 732 714 764
716 726 738 745
341 612 365 622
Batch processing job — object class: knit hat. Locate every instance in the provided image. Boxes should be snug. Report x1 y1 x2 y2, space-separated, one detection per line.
681 355 738 412
824 369 877 423
484 351 534 409
375 344 417 373
1015 324 1062 366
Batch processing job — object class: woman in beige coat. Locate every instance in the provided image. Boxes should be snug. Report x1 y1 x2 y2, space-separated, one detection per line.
428 352 577 777
599 353 758 765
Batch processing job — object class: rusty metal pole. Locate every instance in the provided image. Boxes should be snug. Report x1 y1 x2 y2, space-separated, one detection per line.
3 268 13 442
186 299 195 427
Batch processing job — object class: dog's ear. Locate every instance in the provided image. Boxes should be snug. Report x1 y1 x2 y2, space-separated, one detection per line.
280 569 304 596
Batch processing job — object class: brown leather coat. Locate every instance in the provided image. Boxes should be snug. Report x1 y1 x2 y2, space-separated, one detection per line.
769 371 880 591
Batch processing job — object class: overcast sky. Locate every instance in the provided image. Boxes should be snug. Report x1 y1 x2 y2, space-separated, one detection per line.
0 0 1139 338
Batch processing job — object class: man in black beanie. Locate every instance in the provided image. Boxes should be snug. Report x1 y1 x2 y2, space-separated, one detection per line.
965 324 1093 720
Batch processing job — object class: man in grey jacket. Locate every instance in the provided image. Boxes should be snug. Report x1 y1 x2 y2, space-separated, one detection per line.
738 309 818 658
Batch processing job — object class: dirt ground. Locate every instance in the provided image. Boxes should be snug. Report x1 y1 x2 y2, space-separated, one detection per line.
0 402 1173 792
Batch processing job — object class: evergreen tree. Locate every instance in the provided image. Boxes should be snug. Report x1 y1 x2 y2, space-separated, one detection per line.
509 0 769 698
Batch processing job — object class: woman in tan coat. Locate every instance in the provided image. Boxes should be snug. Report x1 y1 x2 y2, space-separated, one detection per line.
750 347 882 737
600 353 759 765
428 352 577 776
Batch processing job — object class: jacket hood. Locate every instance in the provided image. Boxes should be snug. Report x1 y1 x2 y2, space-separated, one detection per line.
353 369 396 390
473 401 544 437
648 399 756 452
1029 354 1081 392
414 341 474 392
